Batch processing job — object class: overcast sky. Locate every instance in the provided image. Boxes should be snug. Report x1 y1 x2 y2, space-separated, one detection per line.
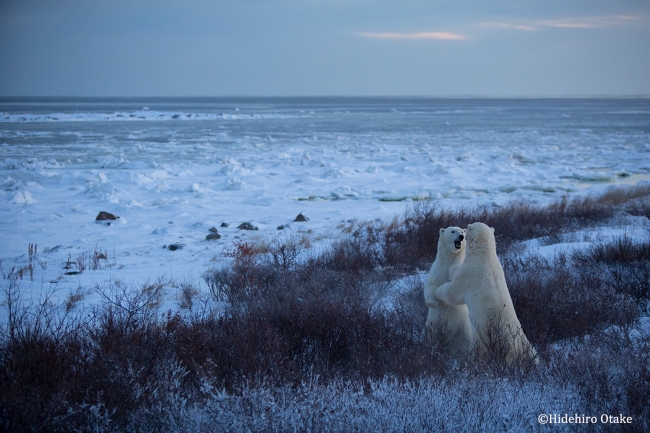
1 0 648 97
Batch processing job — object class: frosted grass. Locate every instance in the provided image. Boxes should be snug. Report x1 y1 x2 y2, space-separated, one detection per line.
83 375 583 432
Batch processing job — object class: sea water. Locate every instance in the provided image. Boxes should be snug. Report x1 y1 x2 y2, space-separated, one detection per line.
1 97 649 301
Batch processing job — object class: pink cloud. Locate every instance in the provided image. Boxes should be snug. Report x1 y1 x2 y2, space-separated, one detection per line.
359 14 644 43
359 31 467 40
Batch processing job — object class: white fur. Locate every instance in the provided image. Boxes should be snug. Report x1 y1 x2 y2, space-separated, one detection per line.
435 222 538 364
423 226 472 355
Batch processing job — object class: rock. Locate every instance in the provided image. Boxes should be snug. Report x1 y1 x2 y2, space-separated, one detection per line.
95 211 120 225
167 243 183 251
237 222 258 231
172 114 180 119
206 227 222 240
221 222 229 228
294 212 309 222
277 225 285 230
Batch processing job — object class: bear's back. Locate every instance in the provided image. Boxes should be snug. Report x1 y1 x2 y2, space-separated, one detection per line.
463 223 536 363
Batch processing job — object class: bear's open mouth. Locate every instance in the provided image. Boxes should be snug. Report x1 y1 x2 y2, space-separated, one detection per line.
454 240 462 249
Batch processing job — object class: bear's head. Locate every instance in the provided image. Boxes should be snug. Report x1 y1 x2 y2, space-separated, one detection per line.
439 226 466 254
465 222 496 253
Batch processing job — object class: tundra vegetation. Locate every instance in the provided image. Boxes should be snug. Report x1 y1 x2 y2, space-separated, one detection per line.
1 184 649 432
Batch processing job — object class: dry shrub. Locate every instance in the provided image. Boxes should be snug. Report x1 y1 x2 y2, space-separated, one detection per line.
381 194 615 272
394 277 429 333
463 309 540 374
2 188 650 431
504 248 640 345
593 182 650 206
545 327 650 432
594 182 650 221
201 239 449 388
572 235 650 301
627 199 650 220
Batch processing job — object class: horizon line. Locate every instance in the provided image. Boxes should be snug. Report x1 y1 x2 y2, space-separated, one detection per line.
1 94 650 100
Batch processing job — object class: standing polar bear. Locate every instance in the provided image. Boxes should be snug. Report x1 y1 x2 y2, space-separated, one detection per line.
423 227 473 355
435 222 538 365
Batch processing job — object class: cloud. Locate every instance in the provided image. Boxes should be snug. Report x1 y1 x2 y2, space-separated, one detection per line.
359 31 467 40
357 14 643 45
480 14 643 32
539 15 641 29
479 22 537 31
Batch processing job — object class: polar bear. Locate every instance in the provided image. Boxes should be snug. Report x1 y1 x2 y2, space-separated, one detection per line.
434 222 538 365
423 227 472 355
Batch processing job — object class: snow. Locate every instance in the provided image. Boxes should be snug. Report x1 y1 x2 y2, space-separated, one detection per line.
74 375 586 432
1 98 649 309
1 97 649 431
522 222 650 259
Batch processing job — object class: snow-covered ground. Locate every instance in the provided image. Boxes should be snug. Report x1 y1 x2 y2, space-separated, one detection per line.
1 97 649 311
2 98 650 433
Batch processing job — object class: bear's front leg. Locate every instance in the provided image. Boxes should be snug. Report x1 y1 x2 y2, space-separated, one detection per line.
424 285 444 308
435 281 464 306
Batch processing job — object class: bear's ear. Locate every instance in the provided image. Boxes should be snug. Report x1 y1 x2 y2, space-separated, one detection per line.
439 228 445 235
490 227 495 233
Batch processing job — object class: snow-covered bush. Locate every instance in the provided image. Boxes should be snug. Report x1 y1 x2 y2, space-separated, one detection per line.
2 187 650 432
